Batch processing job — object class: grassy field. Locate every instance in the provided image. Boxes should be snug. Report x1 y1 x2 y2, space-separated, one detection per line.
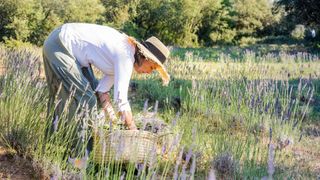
0 44 319 179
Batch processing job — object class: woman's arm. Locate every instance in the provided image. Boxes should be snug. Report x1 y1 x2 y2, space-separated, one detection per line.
97 92 117 122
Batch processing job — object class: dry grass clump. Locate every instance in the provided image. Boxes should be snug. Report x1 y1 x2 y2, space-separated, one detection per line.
212 152 238 178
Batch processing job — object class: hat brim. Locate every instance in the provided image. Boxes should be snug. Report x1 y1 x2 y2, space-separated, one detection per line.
135 41 170 86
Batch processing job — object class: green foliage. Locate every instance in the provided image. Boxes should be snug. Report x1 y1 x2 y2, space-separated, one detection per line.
276 0 320 28
291 24 305 40
0 0 316 46
0 0 105 46
238 37 258 46
132 0 203 47
3 38 34 49
198 0 277 45
102 0 139 29
198 0 236 45
0 0 43 43
0 0 15 39
274 0 320 45
231 0 275 42
0 46 46 155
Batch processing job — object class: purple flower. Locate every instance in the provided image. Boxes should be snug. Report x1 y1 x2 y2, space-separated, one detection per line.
190 154 196 178
269 128 273 143
168 134 181 154
267 144 275 178
173 147 184 180
172 111 180 127
143 99 149 114
120 172 126 180
181 148 193 180
161 145 167 155
50 164 62 180
153 100 159 114
105 167 109 178
185 148 193 164
207 168 216 180
53 115 59 132
151 171 157 180
136 163 144 176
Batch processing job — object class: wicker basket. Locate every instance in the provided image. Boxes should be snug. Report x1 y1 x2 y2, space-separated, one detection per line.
93 130 158 164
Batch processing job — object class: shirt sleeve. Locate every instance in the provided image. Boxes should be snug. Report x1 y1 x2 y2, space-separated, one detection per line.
95 75 114 93
113 45 134 112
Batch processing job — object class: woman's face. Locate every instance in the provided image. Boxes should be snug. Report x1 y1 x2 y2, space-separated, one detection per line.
134 58 158 74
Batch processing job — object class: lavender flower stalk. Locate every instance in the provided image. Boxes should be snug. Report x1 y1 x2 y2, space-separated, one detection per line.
173 147 184 180
267 144 275 179
207 168 216 180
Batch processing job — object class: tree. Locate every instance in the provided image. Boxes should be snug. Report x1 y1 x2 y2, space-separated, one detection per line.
0 0 17 40
197 0 276 45
0 0 105 46
198 0 236 45
32 0 105 45
0 0 43 43
231 0 274 41
101 0 139 28
133 0 203 47
276 0 320 28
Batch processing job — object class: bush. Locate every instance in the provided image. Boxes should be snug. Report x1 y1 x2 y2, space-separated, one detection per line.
210 29 236 45
238 37 258 46
291 25 305 40
0 0 105 46
213 152 238 179
3 38 33 49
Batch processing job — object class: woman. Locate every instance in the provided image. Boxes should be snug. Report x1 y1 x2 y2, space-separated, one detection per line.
43 23 170 131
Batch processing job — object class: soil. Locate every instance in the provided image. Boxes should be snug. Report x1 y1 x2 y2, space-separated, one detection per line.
291 136 320 176
0 146 42 180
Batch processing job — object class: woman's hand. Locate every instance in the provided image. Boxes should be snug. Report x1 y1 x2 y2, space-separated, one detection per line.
97 92 117 122
97 92 137 130
120 111 137 130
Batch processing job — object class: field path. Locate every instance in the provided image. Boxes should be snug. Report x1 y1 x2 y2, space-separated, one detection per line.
0 146 42 179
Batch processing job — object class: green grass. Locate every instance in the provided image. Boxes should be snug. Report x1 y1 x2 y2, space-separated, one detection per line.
0 44 319 179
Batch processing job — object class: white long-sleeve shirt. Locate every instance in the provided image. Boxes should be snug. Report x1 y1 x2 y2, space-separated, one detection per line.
59 23 135 112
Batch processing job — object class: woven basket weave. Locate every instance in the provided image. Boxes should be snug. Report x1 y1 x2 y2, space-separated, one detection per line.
93 130 158 164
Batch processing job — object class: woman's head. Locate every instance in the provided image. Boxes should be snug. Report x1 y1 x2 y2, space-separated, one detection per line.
134 52 159 74
130 36 170 85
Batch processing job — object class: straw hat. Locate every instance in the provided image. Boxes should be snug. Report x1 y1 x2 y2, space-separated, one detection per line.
134 36 170 86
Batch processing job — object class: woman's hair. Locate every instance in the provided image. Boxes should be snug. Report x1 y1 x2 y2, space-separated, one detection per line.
128 36 145 67
134 47 145 67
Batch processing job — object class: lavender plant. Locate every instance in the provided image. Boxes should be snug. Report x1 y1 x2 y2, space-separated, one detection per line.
0 45 319 179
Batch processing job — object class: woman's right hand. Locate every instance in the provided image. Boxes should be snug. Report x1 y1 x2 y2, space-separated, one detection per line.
97 92 117 122
120 111 137 130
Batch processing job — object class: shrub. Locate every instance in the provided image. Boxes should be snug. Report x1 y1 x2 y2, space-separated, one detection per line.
213 152 238 178
3 38 33 49
238 37 258 46
291 24 305 40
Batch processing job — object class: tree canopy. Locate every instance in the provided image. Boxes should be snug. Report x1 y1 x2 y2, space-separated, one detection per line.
276 0 320 27
0 0 318 47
